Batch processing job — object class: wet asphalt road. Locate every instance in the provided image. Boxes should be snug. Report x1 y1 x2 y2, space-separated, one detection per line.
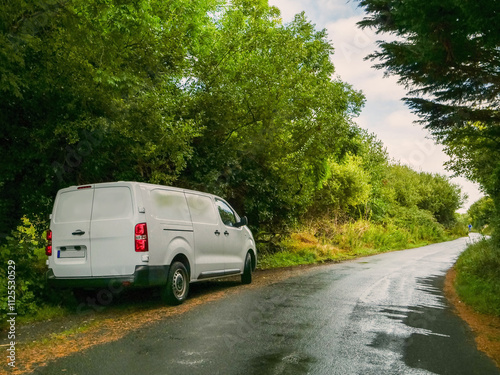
34 235 499 375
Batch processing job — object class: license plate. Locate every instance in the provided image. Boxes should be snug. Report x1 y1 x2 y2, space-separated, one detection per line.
57 247 86 258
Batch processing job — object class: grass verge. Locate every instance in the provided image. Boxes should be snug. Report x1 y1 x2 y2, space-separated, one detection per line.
258 219 463 269
455 238 500 316
16 305 72 326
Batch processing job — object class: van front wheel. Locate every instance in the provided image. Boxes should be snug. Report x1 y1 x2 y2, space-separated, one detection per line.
162 262 189 305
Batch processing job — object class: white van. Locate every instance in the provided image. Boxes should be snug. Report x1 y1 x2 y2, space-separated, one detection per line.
46 182 256 305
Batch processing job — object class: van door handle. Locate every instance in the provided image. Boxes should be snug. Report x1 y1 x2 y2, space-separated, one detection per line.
214 230 220 236
72 230 85 236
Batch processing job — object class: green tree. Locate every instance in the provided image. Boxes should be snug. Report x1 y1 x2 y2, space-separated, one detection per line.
180 1 365 229
0 0 218 236
357 0 499 139
442 124 500 207
314 154 372 220
379 164 463 226
416 172 464 226
468 196 495 231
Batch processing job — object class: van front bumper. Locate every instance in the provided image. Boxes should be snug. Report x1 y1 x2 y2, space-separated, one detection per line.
46 265 170 289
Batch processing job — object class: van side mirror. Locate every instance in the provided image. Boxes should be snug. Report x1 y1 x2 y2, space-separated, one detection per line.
235 216 248 228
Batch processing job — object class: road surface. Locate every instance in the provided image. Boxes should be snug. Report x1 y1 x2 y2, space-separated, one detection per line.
33 236 499 374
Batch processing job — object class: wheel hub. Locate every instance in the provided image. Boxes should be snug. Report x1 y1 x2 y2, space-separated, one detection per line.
173 270 185 296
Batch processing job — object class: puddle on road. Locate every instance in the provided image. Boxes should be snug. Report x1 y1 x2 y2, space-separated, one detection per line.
248 351 317 375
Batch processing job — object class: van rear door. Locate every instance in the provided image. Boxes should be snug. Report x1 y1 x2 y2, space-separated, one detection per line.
90 185 137 277
51 186 94 277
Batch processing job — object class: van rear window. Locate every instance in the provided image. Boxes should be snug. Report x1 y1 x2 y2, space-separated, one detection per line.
54 189 93 223
92 187 133 220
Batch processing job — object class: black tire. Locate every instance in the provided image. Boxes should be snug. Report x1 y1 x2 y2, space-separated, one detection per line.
241 252 252 284
161 262 189 305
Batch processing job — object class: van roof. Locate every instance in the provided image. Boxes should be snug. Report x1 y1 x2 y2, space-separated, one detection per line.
65 181 219 199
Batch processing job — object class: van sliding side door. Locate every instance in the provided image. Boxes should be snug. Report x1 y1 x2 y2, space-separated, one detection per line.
185 193 225 278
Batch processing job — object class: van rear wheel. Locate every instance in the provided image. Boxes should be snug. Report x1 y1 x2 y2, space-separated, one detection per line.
162 262 189 305
241 252 252 284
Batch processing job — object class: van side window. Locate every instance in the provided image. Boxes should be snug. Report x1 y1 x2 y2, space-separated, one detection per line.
186 194 217 224
216 200 237 227
152 190 191 222
92 187 133 220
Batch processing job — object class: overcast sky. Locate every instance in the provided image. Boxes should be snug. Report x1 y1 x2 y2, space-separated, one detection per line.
267 0 483 212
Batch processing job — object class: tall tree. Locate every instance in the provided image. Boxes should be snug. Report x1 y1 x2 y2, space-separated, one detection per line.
358 0 499 137
0 0 217 235
180 1 365 228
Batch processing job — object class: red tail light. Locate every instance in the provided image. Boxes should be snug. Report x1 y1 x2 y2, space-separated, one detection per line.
46 230 52 256
135 223 148 252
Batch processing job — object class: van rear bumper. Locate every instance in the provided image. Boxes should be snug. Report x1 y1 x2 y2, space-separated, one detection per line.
46 265 170 289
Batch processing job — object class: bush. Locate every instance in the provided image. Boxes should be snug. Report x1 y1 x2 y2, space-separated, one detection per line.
389 206 446 242
447 213 469 237
467 196 495 233
455 238 500 316
0 217 64 324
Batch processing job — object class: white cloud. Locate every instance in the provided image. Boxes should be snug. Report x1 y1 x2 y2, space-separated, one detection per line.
268 0 299 18
452 177 484 213
269 0 357 26
327 17 407 101
385 110 416 128
327 16 377 62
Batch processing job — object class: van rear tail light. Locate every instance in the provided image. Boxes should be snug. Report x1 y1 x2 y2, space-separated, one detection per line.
135 223 148 252
46 230 53 256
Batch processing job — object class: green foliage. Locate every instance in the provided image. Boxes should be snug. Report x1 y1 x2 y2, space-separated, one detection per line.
376 164 463 227
467 196 495 233
314 154 372 218
390 206 446 241
357 0 500 136
259 216 457 270
416 173 464 226
258 249 320 269
0 0 366 236
455 239 500 316
0 0 218 236
177 3 364 229
0 217 60 321
447 213 469 238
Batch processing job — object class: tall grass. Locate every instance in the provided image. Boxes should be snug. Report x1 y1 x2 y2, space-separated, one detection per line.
259 215 459 269
455 238 500 316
